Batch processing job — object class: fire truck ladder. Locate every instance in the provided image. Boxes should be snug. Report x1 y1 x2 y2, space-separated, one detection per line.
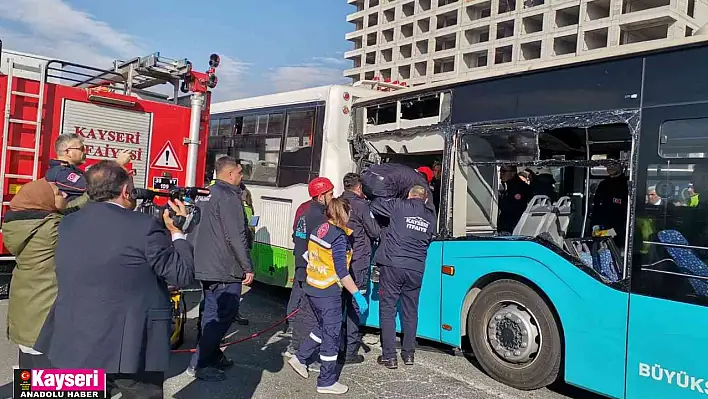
0 60 46 210
69 53 193 102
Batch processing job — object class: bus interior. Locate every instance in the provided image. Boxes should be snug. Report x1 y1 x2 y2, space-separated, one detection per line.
454 120 634 284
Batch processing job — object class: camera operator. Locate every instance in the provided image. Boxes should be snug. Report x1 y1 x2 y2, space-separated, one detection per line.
34 160 195 399
187 156 254 382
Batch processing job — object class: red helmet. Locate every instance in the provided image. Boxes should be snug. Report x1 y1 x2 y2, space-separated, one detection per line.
308 177 334 197
416 166 434 184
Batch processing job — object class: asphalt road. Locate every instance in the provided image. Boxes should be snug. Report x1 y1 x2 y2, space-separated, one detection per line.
0 283 603 399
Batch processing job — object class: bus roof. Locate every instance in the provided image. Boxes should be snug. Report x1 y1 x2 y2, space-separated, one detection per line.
352 34 708 108
210 85 349 114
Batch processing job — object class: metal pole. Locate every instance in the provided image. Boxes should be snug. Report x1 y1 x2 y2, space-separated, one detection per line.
185 92 204 187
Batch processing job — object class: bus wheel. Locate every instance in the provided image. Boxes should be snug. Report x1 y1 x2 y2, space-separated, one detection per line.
467 279 562 390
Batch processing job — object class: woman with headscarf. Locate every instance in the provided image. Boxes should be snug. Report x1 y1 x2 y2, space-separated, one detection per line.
3 178 67 367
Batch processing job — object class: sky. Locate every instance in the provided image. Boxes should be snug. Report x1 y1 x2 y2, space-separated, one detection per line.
0 0 355 101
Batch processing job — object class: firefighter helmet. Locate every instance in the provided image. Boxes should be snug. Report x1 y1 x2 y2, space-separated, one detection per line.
416 166 434 184
308 177 334 197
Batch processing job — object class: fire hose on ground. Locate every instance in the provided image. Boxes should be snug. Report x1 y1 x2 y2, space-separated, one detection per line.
169 287 300 354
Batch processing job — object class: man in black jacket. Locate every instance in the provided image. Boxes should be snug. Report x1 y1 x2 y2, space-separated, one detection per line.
340 173 380 364
187 156 254 382
371 185 436 369
35 160 195 399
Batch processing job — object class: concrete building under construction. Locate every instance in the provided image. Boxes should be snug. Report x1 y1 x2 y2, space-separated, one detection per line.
343 0 708 85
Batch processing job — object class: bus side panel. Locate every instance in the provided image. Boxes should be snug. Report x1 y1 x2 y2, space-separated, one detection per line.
362 241 443 342
625 294 708 399
440 240 628 399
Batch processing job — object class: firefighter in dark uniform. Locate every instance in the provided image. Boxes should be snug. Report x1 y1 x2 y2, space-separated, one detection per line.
370 185 436 369
360 162 435 213
45 133 131 212
339 173 380 364
497 166 533 234
591 164 629 247
284 177 334 362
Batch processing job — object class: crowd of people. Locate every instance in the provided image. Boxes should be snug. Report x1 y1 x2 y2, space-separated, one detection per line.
3 131 439 397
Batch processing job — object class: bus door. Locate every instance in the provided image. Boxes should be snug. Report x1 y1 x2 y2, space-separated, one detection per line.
627 104 708 398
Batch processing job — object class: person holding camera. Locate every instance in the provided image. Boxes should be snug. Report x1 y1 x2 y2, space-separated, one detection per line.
187 156 254 382
34 160 195 399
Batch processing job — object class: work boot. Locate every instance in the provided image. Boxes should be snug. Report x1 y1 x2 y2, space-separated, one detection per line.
187 367 226 382
317 382 349 395
215 354 234 370
401 353 414 366
339 353 365 365
376 355 398 369
233 313 249 326
288 356 309 379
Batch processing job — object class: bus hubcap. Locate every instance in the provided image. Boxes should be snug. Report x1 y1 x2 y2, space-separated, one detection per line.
487 303 540 364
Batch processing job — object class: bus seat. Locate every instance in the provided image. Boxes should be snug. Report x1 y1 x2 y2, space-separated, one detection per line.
513 195 554 237
597 246 619 282
566 238 620 283
543 196 573 247
656 230 708 297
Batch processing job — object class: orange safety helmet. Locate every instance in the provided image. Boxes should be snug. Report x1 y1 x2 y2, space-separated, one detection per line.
308 177 335 197
416 166 434 184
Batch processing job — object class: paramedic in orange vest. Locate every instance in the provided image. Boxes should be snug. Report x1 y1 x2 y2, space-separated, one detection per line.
287 197 369 395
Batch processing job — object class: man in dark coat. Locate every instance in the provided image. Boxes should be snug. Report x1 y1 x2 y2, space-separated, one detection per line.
340 173 380 363
35 160 195 399
187 156 254 382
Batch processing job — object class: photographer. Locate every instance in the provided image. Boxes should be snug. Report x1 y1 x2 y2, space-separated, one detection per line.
35 160 195 399
187 156 254 382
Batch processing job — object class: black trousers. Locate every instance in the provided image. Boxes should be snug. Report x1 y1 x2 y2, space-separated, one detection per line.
378 265 423 359
341 267 369 356
106 371 164 399
18 350 52 369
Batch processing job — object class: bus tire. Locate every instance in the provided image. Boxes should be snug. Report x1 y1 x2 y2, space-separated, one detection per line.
467 279 562 390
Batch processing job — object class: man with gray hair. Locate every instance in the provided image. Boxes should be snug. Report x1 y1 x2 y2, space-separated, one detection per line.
45 133 131 210
370 185 436 369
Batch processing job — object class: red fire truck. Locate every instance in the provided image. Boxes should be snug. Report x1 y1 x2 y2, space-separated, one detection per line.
0 41 220 296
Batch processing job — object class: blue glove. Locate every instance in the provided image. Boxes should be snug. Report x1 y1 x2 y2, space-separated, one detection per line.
353 291 369 314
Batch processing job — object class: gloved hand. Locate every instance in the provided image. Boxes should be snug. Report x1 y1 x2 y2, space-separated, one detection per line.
353 291 369 314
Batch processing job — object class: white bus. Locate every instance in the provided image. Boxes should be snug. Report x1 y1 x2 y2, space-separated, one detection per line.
208 83 398 287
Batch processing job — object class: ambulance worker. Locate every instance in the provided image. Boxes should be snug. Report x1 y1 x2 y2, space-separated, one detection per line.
360 162 435 213
340 173 380 363
497 166 533 234
284 177 334 361
287 197 369 395
371 185 436 368
45 133 131 211
591 164 629 246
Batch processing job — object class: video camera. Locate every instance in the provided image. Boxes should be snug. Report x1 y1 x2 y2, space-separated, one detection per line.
130 187 210 233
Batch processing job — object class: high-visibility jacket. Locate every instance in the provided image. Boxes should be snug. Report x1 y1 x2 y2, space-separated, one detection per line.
688 193 700 207
306 222 353 292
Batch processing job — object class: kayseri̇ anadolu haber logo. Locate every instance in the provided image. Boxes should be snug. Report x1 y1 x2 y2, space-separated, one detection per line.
13 369 107 398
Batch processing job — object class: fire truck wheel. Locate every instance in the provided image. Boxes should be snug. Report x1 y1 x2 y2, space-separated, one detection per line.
467 279 562 391
170 293 187 350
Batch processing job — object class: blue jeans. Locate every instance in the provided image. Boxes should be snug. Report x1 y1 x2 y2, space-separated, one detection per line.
296 295 343 387
189 281 242 369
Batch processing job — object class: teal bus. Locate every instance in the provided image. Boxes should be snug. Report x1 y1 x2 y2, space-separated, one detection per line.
351 36 708 398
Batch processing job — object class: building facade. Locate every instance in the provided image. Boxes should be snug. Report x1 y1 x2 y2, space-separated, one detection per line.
344 0 708 86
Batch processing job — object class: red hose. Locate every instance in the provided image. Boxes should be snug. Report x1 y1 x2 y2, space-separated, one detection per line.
171 308 299 354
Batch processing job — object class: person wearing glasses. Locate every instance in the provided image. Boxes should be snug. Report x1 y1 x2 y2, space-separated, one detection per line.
45 133 131 212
